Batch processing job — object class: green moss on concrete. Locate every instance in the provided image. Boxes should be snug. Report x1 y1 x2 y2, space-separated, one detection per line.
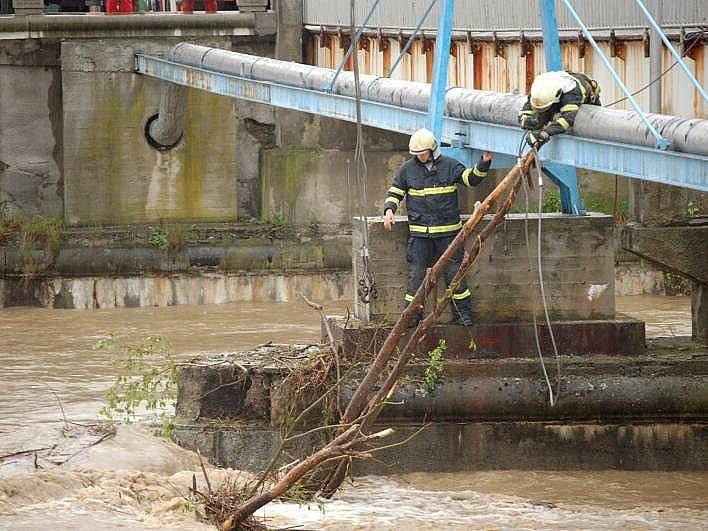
174 93 207 220
71 76 238 225
261 146 321 226
165 90 238 221
77 77 149 224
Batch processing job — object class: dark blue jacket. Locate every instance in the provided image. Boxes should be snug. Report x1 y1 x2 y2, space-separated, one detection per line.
383 154 491 238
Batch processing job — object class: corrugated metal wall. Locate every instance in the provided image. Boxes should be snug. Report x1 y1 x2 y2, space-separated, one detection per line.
303 0 707 30
304 4 707 118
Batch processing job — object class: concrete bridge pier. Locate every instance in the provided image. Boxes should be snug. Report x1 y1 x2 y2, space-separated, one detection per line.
626 181 708 344
171 213 708 473
354 213 620 327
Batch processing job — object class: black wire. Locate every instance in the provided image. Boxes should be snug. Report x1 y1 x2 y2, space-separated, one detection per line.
517 132 527 158
606 28 707 108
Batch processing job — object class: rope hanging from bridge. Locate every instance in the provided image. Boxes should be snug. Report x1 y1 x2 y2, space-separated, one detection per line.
350 0 377 304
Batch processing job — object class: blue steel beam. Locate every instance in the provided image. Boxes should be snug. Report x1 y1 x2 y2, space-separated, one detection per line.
634 0 708 104
561 0 669 150
539 0 562 71
539 0 583 215
134 54 708 192
427 0 455 139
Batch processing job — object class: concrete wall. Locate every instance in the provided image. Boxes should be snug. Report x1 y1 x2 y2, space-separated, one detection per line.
0 14 277 225
174 345 708 472
2 271 351 309
62 37 239 225
354 213 616 323
261 145 408 225
0 40 63 218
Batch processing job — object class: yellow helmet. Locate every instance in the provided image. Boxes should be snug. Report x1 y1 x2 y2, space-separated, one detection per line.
530 71 576 110
409 128 438 155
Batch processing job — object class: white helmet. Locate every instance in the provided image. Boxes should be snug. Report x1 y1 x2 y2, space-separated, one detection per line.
409 128 438 155
529 71 576 110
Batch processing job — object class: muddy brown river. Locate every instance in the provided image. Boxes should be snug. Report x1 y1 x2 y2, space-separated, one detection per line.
1 296 705 529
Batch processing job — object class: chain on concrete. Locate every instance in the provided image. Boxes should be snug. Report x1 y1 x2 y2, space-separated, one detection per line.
357 253 378 303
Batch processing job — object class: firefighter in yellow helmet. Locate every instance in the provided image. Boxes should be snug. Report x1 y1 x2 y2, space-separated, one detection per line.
383 128 494 327
519 71 601 149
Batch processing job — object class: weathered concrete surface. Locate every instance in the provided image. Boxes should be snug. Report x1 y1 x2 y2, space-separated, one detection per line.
352 422 708 473
176 420 708 472
329 317 645 359
614 262 665 296
0 40 62 218
692 282 707 343
62 37 241 225
174 343 708 472
354 213 616 323
0 271 352 309
0 224 353 308
629 180 708 227
12 0 42 15
261 147 408 225
623 222 708 285
0 222 350 269
623 220 708 343
0 13 274 38
0 13 278 224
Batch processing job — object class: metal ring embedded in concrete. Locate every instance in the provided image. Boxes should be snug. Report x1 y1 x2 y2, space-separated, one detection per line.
144 113 182 151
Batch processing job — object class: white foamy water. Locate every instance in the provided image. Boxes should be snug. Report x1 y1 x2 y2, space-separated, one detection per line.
258 473 708 530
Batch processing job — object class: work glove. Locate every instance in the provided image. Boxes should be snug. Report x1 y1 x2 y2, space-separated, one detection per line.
526 129 550 149
520 116 540 130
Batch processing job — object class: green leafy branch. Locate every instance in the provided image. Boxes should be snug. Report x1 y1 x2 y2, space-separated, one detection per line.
423 339 446 394
94 335 178 440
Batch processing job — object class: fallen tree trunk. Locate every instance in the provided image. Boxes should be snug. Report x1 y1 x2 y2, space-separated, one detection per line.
224 151 536 527
320 150 535 496
357 161 527 437
219 424 392 530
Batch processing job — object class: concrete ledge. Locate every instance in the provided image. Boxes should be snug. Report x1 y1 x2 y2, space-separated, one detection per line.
175 350 707 426
623 221 708 284
174 344 708 472
330 317 646 359
174 420 708 473
0 224 352 276
0 12 275 39
0 271 352 308
375 360 707 421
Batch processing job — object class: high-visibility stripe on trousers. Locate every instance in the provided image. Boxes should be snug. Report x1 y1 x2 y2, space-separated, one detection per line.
404 233 472 320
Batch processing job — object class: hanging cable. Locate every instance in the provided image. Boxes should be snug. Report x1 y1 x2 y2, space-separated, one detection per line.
350 0 377 304
531 147 562 405
521 153 556 407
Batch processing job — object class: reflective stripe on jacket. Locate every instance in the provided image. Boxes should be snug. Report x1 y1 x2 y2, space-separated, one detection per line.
383 154 491 238
518 71 601 136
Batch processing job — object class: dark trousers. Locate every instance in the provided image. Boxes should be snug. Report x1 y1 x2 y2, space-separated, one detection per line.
405 234 472 319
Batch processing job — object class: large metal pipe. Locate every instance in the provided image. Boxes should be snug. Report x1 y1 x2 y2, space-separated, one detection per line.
157 42 708 156
145 83 186 151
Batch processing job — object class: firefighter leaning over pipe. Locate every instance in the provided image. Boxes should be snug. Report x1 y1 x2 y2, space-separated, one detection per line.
519 71 601 149
383 128 494 327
